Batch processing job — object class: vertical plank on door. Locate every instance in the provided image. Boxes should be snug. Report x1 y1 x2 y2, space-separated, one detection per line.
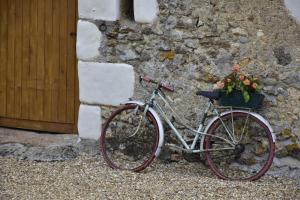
58 0 68 122
0 0 78 133
6 0 16 118
66 0 76 123
36 0 45 120
51 0 60 122
29 0 38 120
43 0 53 121
0 0 8 117
14 0 23 118
21 0 30 119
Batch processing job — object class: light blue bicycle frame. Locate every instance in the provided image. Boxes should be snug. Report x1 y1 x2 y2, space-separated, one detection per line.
143 88 237 154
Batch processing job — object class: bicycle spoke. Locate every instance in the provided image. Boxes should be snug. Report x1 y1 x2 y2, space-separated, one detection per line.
204 112 275 181
238 112 250 142
230 109 236 142
100 104 160 172
218 115 236 144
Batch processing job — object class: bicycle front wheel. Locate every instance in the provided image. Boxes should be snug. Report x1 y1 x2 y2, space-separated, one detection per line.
100 104 160 172
204 112 275 181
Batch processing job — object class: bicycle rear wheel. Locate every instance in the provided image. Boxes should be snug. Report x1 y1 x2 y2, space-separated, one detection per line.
100 104 160 172
204 112 275 181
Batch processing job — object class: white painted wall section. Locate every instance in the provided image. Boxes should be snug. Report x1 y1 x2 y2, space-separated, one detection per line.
134 0 159 23
77 20 102 61
78 104 101 140
78 61 135 106
284 0 300 23
78 0 120 21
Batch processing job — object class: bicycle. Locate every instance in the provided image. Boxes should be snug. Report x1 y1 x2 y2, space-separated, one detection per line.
100 75 276 181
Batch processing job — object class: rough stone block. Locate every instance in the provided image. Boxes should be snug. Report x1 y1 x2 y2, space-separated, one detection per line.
78 61 135 105
134 0 159 23
78 0 120 21
77 20 102 61
78 104 101 140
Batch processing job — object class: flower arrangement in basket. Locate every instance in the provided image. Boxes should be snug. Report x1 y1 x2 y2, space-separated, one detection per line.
215 64 264 109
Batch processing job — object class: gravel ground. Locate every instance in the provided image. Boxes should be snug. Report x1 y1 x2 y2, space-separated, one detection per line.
1 156 299 200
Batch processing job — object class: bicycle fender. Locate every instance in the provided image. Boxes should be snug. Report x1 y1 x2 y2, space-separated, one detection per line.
125 101 165 157
200 110 276 150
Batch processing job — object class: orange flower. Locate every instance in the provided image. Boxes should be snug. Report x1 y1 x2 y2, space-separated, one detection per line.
232 64 240 73
239 74 245 81
252 82 257 89
216 81 225 89
243 79 250 85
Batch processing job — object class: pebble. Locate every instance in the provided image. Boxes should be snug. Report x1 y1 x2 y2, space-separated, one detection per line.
1 156 299 199
257 29 265 37
239 36 250 44
232 27 248 36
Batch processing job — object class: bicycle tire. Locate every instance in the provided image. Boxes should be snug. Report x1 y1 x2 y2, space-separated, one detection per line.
100 104 160 172
204 112 275 181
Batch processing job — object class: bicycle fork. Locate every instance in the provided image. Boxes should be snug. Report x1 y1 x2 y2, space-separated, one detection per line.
129 104 151 138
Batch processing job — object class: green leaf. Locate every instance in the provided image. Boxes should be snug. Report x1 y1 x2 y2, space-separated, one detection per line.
232 82 236 88
243 91 250 103
256 85 263 91
239 82 244 90
228 85 233 93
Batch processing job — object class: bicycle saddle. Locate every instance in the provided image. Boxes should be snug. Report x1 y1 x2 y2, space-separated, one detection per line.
196 90 220 100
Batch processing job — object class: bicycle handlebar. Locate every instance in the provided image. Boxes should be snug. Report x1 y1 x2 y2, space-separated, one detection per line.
139 75 174 92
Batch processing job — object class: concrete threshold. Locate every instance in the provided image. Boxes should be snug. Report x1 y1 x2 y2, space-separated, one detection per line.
0 127 99 161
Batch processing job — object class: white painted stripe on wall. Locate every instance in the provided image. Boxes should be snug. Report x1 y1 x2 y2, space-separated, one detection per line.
285 0 300 22
78 62 135 106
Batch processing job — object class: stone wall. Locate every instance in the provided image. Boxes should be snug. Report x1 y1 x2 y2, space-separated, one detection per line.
77 0 159 140
77 0 300 177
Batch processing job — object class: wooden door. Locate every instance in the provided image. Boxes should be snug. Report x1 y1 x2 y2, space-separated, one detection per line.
0 0 79 133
